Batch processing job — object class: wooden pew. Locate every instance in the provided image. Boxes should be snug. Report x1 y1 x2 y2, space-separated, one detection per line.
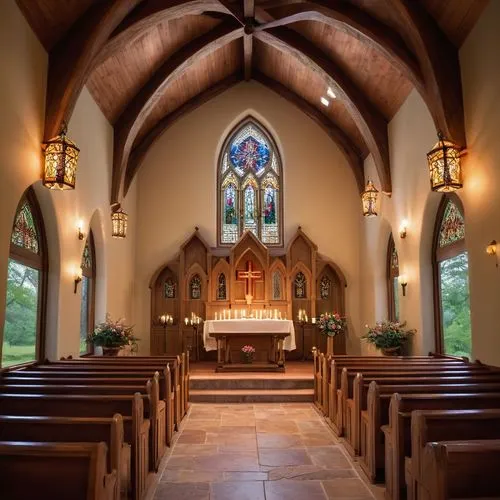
408 409 500 500
383 392 500 500
329 360 484 435
418 440 500 500
343 370 500 455
9 365 175 445
0 441 116 500
0 392 150 500
0 414 124 500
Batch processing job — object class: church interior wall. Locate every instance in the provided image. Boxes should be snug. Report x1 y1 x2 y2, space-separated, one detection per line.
0 0 137 361
134 81 363 354
360 0 500 365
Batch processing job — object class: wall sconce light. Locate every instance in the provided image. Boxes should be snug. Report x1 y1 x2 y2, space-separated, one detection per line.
77 220 85 240
398 274 408 296
111 204 128 239
486 240 498 267
427 132 463 192
42 122 80 190
361 179 379 217
74 267 83 294
399 219 408 239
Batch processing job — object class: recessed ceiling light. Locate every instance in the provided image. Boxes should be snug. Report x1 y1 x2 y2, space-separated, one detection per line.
327 87 336 99
320 97 329 107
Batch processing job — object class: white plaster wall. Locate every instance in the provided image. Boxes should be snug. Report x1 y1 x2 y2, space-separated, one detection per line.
135 81 363 353
0 0 137 362
361 0 500 363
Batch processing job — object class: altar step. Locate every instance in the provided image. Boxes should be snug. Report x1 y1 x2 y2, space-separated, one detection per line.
189 388 314 403
189 375 314 403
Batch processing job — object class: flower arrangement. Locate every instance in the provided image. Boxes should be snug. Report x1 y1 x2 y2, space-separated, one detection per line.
241 345 256 363
87 314 137 349
362 320 415 352
318 312 346 337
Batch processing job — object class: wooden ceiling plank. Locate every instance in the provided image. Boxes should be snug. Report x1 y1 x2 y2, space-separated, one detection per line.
112 20 244 203
255 27 391 192
96 0 243 69
255 0 424 94
124 72 244 194
44 0 142 141
254 71 365 193
387 0 466 146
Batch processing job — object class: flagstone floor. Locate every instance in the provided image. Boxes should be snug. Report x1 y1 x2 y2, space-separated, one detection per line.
149 403 384 500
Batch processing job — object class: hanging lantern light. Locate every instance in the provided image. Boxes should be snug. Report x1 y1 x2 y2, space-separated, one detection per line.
362 179 379 217
427 132 463 192
42 122 79 190
111 205 128 239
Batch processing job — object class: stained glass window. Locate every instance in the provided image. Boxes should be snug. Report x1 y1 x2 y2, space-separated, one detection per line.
80 231 96 354
294 272 307 299
218 119 282 245
81 240 92 270
165 278 176 299
320 276 331 300
190 274 202 300
3 190 46 368
217 273 226 300
11 200 39 254
387 235 399 322
439 200 465 247
272 271 282 300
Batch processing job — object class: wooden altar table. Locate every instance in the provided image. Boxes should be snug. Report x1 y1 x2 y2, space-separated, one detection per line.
203 319 296 372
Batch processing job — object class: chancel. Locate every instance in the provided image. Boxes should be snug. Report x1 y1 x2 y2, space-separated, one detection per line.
2 0 500 498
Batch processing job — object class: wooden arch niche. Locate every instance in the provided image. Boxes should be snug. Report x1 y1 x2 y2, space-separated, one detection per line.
315 260 347 355
150 262 180 356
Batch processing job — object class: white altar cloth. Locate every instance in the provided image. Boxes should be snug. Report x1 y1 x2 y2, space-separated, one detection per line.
203 319 296 352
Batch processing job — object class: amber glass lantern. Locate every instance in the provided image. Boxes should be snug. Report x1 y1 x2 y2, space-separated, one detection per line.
42 123 79 190
427 132 462 192
111 206 128 239
362 179 379 217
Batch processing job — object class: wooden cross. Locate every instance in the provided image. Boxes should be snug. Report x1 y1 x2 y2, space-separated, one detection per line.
237 260 262 297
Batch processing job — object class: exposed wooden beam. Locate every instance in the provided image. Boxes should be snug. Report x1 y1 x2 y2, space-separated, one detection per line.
387 0 466 146
94 0 244 69
124 73 243 194
256 27 391 192
244 0 255 80
112 21 244 203
244 0 255 19
254 0 423 94
254 71 365 193
44 0 141 141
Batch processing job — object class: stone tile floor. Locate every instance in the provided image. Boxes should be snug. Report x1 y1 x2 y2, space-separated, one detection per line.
149 403 385 500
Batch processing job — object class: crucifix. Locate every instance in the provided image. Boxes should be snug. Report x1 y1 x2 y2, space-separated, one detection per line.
237 260 262 305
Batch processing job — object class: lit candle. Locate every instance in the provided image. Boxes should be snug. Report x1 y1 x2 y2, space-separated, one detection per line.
305 314 308 322
197 317 201 324
312 317 316 324
215 312 218 321
228 309 231 320
184 317 188 326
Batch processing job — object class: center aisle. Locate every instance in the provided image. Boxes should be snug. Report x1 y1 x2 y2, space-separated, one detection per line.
149 403 383 500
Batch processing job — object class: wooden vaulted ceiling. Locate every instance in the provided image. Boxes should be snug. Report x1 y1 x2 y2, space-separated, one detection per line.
17 0 488 204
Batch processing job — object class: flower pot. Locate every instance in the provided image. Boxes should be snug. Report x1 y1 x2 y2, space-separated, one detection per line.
381 346 400 356
241 353 254 364
102 346 121 356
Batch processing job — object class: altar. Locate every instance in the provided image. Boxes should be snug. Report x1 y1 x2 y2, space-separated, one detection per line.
203 319 296 372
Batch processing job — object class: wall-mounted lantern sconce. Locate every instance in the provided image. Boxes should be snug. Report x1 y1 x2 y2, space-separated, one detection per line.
74 267 83 294
77 220 85 240
399 219 408 239
427 132 463 192
398 274 408 296
486 240 498 267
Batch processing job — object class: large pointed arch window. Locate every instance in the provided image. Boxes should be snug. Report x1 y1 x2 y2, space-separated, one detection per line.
387 235 399 321
218 119 283 246
433 196 471 357
80 231 96 353
2 189 47 367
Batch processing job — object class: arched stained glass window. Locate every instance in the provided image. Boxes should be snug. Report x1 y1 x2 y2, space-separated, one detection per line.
294 272 307 299
190 274 202 300
217 273 226 301
164 278 176 299
218 118 283 246
272 271 282 300
2 188 47 367
320 276 331 300
433 196 471 357
80 231 96 354
387 235 399 322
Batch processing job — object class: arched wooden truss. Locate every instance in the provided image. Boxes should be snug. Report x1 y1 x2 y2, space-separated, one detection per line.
27 0 478 205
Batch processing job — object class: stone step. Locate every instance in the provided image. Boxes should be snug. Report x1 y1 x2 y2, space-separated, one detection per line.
189 388 314 403
190 378 313 390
